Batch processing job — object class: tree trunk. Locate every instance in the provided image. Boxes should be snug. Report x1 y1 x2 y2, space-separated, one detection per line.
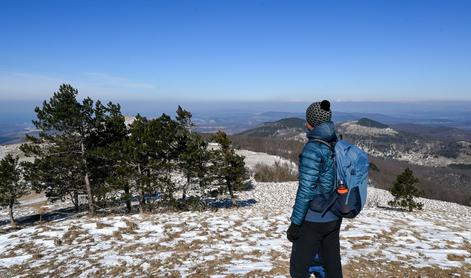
9 200 15 227
182 175 190 200
73 191 79 212
81 142 95 215
124 183 131 213
139 190 145 214
84 171 95 214
199 179 204 196
138 164 145 213
227 182 235 206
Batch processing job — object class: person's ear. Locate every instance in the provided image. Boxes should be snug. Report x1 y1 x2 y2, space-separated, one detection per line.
306 122 314 130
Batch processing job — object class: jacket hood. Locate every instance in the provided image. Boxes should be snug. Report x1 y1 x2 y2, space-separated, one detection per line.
306 121 337 143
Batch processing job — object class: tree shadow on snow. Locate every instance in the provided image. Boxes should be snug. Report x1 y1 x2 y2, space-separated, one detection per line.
375 204 411 212
206 198 257 208
0 206 87 230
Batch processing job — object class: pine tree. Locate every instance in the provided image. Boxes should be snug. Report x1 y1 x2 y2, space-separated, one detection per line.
176 105 194 131
174 106 211 200
211 131 247 205
87 101 127 208
22 151 83 211
190 135 213 196
21 84 126 214
178 132 213 199
388 168 424 211
103 114 150 213
0 154 28 226
144 114 180 208
106 113 182 213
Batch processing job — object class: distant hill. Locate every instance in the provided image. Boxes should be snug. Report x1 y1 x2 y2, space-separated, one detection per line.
357 118 389 128
232 118 471 207
236 117 305 138
391 123 471 143
261 117 305 129
236 117 471 167
238 117 395 138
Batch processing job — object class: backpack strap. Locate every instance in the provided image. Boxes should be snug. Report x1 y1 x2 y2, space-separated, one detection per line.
312 139 339 192
312 139 335 159
312 139 335 149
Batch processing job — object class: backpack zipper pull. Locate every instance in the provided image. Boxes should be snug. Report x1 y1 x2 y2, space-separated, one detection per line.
337 180 348 194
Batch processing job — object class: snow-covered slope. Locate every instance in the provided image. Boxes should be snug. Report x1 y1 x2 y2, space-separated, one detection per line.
235 149 296 170
1 182 470 277
339 121 399 137
236 117 471 167
0 143 24 160
337 120 471 168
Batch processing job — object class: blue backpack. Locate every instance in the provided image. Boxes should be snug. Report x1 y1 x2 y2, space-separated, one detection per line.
310 139 369 219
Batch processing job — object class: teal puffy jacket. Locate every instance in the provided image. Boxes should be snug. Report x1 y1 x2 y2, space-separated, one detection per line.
290 121 339 225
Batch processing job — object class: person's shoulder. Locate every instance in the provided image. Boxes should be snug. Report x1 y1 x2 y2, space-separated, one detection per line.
302 140 322 156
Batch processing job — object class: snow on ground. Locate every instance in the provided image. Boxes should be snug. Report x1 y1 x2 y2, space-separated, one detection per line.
0 149 290 224
0 143 23 160
1 181 471 277
0 192 73 224
236 149 296 170
339 121 399 137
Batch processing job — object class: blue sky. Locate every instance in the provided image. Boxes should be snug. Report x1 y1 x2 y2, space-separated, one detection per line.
1 0 470 102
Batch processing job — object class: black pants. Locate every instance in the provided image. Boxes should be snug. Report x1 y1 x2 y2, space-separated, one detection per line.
290 219 343 278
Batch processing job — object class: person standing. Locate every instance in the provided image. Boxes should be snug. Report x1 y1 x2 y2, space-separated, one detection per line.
287 100 343 278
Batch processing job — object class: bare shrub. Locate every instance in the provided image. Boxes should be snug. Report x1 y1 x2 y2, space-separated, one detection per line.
62 225 84 244
112 230 123 240
253 161 298 182
96 222 113 229
230 135 304 165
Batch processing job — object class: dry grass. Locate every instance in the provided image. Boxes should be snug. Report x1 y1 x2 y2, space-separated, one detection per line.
253 162 298 182
351 242 371 250
54 238 62 246
447 254 466 261
62 225 86 244
0 249 18 259
376 225 401 244
2 207 470 277
96 221 113 229
463 240 471 253
343 257 471 278
112 230 123 240
124 218 138 231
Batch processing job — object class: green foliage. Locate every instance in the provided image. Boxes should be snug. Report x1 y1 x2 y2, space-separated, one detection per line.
357 118 389 128
0 154 28 225
102 109 217 213
212 131 248 204
21 84 127 214
102 113 180 213
174 196 208 211
388 168 424 211
176 105 194 131
175 106 214 199
19 85 251 214
236 117 305 137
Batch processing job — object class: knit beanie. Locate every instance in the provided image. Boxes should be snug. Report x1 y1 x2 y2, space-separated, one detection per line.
306 100 332 127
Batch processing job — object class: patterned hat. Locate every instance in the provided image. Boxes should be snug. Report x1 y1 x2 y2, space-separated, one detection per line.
306 100 332 127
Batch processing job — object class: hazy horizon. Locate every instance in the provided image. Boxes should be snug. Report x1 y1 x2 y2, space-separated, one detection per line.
1 1 471 102
1 99 470 124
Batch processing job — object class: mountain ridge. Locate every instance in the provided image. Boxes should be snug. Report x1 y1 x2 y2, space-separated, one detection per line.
235 117 471 168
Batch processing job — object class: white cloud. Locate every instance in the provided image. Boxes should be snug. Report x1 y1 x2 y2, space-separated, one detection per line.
0 72 63 100
0 71 158 101
80 72 156 90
